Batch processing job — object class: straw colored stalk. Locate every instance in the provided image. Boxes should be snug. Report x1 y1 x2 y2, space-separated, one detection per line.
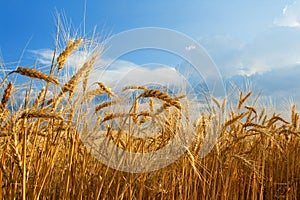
133 99 139 124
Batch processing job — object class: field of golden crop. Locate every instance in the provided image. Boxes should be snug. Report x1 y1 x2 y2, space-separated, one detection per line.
0 25 299 200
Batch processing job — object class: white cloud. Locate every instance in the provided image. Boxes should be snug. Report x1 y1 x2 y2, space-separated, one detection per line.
199 26 300 77
273 1 300 27
29 49 54 65
29 48 187 93
89 61 187 93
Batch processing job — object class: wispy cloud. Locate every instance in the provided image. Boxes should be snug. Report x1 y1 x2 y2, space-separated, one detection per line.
29 48 187 92
200 26 300 77
273 1 300 28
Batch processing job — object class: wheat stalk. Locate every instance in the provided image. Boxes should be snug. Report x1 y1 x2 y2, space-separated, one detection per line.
133 99 139 124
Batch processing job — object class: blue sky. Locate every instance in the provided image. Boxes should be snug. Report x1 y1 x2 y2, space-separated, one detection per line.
1 0 300 108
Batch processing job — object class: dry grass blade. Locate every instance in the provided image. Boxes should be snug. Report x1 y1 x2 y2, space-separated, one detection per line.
57 38 83 72
11 67 59 85
0 82 13 111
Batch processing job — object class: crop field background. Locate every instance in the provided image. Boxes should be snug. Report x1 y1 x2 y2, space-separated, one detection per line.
0 20 299 199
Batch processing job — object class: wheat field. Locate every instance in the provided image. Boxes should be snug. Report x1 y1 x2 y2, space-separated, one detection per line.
0 26 299 200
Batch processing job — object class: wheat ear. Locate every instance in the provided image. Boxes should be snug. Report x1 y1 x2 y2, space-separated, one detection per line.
0 82 13 111
122 85 148 91
95 99 123 113
238 92 252 110
33 87 45 109
61 54 99 94
10 67 59 85
19 110 63 120
57 38 83 72
138 89 181 110
96 82 114 97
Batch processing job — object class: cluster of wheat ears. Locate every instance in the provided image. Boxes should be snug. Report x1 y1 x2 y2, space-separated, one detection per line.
0 28 299 199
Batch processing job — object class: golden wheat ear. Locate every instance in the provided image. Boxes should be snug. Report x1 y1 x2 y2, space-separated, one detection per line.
60 54 99 94
56 38 84 73
122 85 148 92
96 82 115 97
0 82 13 111
138 89 182 110
19 110 64 121
9 67 59 85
